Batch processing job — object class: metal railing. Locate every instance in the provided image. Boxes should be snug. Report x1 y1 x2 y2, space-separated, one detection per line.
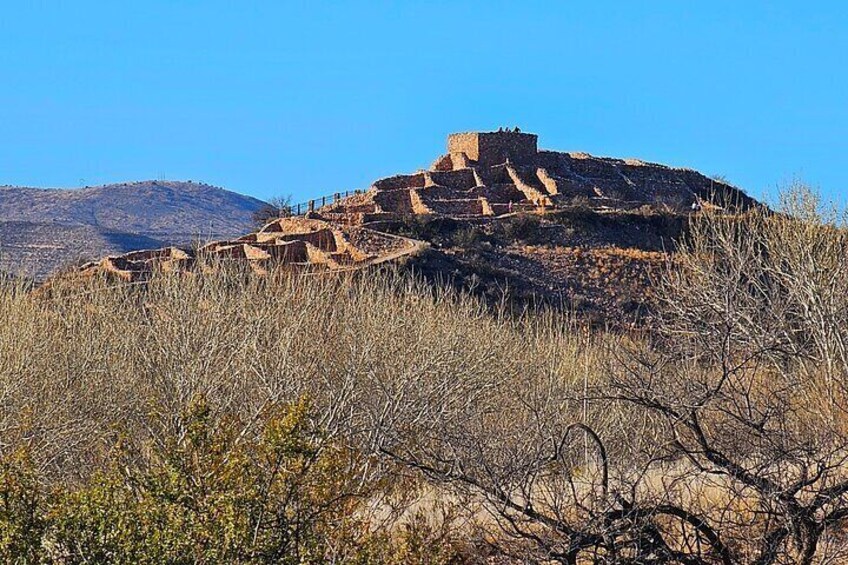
285 189 366 217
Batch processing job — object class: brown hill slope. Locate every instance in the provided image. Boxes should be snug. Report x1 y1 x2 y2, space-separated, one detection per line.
0 181 266 280
0 221 166 281
381 208 688 326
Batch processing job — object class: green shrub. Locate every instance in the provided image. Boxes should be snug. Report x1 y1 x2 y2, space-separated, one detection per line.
0 452 45 564
496 213 542 243
449 226 487 249
47 397 354 563
0 397 465 564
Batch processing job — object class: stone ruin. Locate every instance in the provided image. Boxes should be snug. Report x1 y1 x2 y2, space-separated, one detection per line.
71 217 424 283
320 130 753 222
56 130 753 285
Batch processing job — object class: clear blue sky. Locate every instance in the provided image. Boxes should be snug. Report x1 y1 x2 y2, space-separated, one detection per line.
1 1 846 203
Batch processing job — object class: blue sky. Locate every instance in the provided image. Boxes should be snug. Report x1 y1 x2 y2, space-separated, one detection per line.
1 1 846 203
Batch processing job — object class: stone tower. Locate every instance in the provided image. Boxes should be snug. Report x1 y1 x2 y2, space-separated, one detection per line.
446 131 538 167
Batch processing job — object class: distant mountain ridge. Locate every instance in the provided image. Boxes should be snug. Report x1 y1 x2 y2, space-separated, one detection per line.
0 180 267 280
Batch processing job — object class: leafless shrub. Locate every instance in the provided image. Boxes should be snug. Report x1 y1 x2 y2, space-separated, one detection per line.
253 194 294 226
606 183 848 563
369 184 848 563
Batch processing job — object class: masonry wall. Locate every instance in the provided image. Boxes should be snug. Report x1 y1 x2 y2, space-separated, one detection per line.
372 173 426 191
446 132 538 167
447 133 480 162
476 132 538 167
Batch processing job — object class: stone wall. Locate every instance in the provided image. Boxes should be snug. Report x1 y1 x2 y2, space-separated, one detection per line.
446 133 480 162
374 188 417 214
477 132 538 166
447 131 538 167
372 173 426 191
428 169 478 190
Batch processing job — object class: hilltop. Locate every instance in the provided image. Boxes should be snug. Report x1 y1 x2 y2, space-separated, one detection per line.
319 130 755 323
60 131 756 325
0 181 266 280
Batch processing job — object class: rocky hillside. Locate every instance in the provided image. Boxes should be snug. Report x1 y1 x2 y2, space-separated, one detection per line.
49 131 758 326
317 130 757 325
0 181 266 280
383 208 688 327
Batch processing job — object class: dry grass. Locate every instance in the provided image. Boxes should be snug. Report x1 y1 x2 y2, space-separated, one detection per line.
0 266 606 484
0 265 624 561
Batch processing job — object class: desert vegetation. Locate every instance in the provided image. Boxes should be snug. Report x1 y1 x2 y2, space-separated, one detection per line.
1 186 847 563
252 195 295 227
